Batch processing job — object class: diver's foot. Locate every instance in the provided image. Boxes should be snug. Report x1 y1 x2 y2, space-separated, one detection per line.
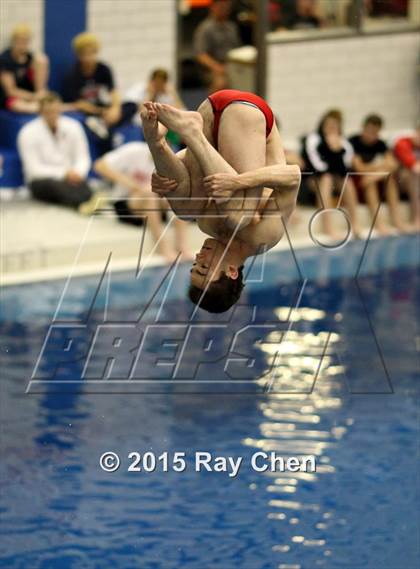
140 103 167 145
155 103 203 141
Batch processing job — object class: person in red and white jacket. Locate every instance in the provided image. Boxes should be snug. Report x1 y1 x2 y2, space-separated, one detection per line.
394 126 420 229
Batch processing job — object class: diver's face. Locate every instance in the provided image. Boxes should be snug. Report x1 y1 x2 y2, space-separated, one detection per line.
190 239 227 288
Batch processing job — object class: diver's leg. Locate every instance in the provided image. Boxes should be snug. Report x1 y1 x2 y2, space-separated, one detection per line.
154 103 237 177
141 105 190 190
155 102 267 224
142 105 205 217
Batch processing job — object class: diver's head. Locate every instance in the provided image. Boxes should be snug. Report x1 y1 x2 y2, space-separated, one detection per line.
188 238 245 313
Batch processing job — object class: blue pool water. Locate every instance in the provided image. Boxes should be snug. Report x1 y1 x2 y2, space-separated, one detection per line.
0 236 419 569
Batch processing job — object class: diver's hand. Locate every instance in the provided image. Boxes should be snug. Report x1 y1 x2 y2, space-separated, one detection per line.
151 172 178 196
203 173 244 203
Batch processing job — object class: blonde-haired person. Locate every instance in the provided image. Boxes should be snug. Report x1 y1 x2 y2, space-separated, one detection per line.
63 32 136 150
0 24 49 113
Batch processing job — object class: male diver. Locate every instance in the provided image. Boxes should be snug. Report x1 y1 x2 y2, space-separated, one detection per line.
141 90 301 313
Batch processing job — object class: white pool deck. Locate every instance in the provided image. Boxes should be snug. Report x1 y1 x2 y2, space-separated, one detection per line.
0 193 413 287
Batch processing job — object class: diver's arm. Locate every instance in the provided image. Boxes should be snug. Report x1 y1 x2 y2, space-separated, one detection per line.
204 164 301 206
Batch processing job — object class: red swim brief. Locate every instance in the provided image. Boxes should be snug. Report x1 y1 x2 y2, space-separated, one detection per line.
207 89 275 149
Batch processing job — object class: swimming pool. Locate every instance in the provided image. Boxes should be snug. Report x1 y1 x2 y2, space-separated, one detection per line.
1 235 418 569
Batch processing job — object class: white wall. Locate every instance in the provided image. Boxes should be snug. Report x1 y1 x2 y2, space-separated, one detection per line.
267 32 420 144
88 0 176 94
0 0 44 52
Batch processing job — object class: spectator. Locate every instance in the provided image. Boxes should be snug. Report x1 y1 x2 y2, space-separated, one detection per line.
350 114 413 234
364 0 409 18
277 0 323 31
17 92 96 213
303 109 361 239
124 69 185 110
231 0 257 45
63 33 136 150
194 0 241 93
394 126 420 228
268 1 282 30
94 142 191 262
124 68 185 147
0 24 49 114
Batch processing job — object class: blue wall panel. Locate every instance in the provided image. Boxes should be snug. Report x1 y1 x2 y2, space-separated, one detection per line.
44 0 86 92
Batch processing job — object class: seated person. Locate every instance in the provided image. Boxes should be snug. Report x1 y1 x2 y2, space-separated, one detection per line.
302 109 361 239
277 0 323 31
124 68 185 145
394 126 420 228
350 114 414 234
231 0 256 44
17 92 96 213
63 33 136 149
365 0 409 18
93 141 191 262
124 68 185 110
193 0 241 93
0 24 49 114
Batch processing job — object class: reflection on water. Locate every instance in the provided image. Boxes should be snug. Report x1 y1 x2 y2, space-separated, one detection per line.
242 305 345 567
0 239 419 568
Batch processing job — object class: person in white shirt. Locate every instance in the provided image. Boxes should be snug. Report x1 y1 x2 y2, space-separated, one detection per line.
18 92 95 212
94 141 191 262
